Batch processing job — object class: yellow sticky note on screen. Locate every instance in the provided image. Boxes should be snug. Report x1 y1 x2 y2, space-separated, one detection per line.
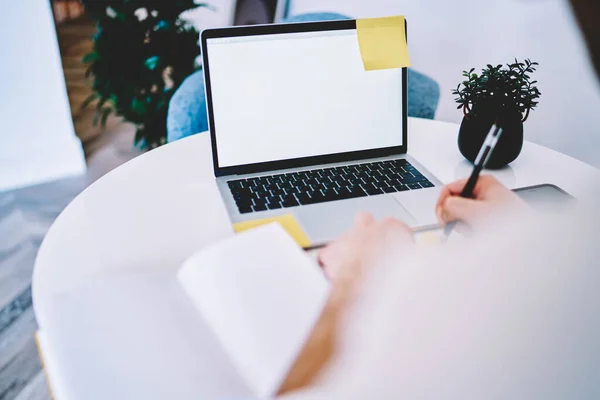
233 214 312 248
356 15 410 71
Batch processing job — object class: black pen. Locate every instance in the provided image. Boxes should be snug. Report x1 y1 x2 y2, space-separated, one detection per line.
442 123 504 241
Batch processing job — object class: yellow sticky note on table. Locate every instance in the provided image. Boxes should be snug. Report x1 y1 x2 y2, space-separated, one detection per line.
414 231 443 246
356 15 410 71
233 214 312 248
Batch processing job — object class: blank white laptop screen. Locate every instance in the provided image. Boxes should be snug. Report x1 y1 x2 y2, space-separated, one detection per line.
206 29 404 168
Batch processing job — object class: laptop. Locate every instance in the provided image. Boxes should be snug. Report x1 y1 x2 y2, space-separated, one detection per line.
201 19 443 246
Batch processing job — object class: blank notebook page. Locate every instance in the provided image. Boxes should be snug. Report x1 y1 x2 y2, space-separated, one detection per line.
177 223 330 398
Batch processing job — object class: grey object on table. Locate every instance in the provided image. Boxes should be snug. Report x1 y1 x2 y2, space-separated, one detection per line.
166 13 440 143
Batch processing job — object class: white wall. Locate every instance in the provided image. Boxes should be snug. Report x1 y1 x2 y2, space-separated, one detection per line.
0 0 86 192
289 0 600 168
180 0 237 30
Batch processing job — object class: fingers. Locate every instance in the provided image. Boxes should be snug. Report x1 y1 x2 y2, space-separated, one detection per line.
439 176 501 199
354 212 375 228
436 185 453 217
471 175 502 198
438 196 479 225
318 214 372 270
317 214 410 274
436 176 503 216
442 178 470 196
317 239 344 274
317 247 336 276
435 178 469 216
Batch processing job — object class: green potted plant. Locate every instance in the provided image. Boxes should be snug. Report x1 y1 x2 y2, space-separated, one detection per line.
81 0 207 148
453 59 541 168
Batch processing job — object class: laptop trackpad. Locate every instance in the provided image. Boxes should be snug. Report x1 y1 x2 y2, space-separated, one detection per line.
392 187 442 228
296 196 416 245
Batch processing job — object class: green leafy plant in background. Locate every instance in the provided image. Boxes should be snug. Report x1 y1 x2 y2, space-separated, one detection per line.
453 59 541 122
81 0 207 148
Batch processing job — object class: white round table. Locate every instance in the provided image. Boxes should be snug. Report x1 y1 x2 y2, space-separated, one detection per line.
33 118 599 328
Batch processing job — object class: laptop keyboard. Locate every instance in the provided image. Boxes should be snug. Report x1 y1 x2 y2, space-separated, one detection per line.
227 159 434 214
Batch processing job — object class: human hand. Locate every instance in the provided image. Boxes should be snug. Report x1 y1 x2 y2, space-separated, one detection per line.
278 213 413 395
436 175 524 230
318 212 413 294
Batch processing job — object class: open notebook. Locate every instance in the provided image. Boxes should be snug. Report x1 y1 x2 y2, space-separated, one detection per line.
39 224 330 400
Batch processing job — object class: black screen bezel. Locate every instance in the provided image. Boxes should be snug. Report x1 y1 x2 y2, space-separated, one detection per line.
201 19 409 177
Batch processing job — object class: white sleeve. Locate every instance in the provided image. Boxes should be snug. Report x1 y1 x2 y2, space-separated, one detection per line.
311 201 600 399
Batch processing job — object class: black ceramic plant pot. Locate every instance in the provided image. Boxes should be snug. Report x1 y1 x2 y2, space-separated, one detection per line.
458 103 524 169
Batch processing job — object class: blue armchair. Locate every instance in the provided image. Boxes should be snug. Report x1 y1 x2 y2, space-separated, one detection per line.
167 12 440 143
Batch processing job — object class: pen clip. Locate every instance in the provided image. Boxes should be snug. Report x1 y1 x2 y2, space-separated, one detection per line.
473 124 503 167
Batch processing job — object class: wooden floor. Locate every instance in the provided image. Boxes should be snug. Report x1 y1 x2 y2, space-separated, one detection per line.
0 17 140 400
0 178 84 400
